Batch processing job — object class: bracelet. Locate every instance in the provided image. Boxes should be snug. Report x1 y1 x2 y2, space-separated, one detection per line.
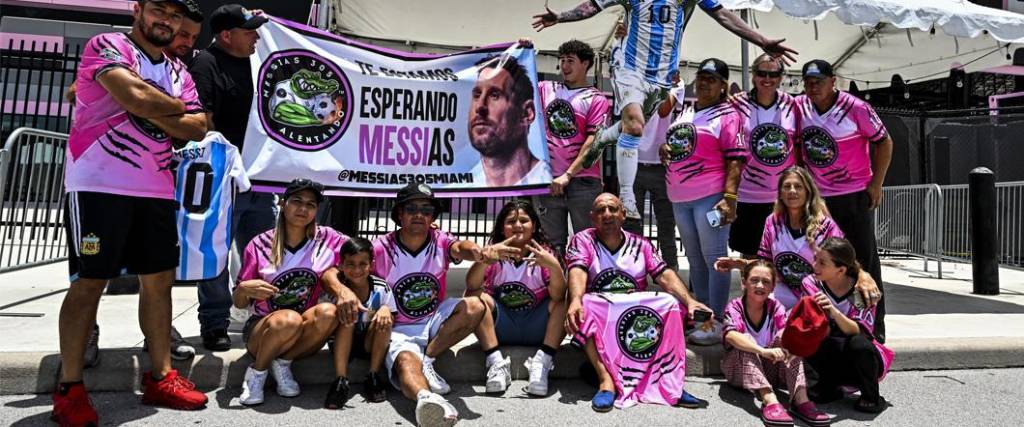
722 192 738 201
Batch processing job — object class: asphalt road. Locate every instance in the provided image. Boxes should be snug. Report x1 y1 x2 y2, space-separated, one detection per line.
1 368 1016 426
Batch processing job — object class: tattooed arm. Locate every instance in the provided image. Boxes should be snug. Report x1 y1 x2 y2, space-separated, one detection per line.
531 1 603 31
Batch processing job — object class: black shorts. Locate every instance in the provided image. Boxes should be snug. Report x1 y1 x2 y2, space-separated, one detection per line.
729 201 774 256
64 191 179 280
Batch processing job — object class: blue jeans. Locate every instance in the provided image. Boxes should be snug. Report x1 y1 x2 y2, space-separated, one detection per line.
197 192 278 334
672 194 731 317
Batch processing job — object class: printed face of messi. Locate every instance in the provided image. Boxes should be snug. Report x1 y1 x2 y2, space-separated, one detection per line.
469 66 529 158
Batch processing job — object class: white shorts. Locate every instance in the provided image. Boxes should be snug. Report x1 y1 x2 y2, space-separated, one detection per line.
385 298 462 383
611 68 670 116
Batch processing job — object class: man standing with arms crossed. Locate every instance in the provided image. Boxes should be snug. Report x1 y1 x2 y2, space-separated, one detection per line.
53 1 209 425
533 0 797 220
533 39 610 255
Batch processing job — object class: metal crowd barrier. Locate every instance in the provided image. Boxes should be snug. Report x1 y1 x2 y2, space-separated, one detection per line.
876 181 1024 274
0 128 69 273
875 184 944 277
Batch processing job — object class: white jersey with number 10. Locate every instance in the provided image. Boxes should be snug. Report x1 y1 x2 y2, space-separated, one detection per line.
173 132 250 281
597 0 723 87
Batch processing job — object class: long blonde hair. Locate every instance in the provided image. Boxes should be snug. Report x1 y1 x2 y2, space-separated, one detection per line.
269 198 318 267
773 166 830 240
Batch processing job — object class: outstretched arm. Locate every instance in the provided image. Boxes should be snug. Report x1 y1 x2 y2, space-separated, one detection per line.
532 1 602 31
706 7 798 64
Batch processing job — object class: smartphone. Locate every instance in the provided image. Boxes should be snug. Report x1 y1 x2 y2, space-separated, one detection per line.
692 309 712 323
853 290 866 310
706 209 722 228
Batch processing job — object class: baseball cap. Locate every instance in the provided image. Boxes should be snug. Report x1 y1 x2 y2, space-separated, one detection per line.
209 4 269 33
390 182 443 223
781 296 830 358
283 178 325 203
696 58 729 81
146 0 203 22
802 59 835 79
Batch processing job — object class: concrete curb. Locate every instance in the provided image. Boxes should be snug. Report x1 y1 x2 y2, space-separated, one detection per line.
4 336 1024 395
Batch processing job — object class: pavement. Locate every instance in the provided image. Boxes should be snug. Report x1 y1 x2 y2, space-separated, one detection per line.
2 368 1020 426
1 257 1023 396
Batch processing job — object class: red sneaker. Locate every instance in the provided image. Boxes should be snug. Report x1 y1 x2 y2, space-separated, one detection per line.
51 382 98 427
141 369 208 410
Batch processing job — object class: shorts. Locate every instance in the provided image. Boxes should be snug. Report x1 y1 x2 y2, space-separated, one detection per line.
494 298 550 346
65 191 179 281
729 201 774 256
610 68 669 116
385 298 462 384
242 315 262 343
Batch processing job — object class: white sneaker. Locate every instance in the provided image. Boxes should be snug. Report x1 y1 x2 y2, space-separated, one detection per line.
239 366 268 406
687 320 722 346
485 356 511 393
524 353 554 396
416 391 459 427
620 194 642 220
270 358 301 397
422 357 451 395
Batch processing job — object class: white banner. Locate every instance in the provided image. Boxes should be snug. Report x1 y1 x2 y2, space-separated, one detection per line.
242 18 552 197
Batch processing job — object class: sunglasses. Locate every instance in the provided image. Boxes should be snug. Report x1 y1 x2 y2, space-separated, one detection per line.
754 70 783 78
403 204 436 216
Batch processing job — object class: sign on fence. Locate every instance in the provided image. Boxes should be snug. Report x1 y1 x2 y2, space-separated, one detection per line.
242 17 552 197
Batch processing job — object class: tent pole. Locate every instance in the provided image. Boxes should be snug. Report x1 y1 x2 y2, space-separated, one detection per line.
741 9 750 92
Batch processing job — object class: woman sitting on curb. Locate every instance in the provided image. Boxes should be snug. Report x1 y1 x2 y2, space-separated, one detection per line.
232 179 349 406
465 200 567 396
715 166 881 311
803 237 894 413
721 260 831 427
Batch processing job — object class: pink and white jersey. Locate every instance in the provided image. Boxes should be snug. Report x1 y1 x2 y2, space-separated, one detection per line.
638 87 684 164
732 90 800 203
664 102 748 202
483 258 551 312
576 292 687 409
801 277 895 380
566 229 668 294
539 81 610 179
236 226 348 317
67 32 203 200
721 296 787 349
795 91 888 197
758 213 844 309
372 229 458 325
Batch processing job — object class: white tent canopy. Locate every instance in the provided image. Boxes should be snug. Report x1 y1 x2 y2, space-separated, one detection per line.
330 0 1024 89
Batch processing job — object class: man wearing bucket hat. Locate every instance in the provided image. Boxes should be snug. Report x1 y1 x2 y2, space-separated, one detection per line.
331 183 515 427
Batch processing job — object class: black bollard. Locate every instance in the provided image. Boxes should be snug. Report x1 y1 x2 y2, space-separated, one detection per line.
969 167 999 295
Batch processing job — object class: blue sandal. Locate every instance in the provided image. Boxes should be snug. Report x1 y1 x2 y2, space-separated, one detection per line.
591 390 615 412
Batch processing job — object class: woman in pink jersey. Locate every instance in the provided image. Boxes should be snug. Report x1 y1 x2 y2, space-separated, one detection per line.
715 166 880 310
466 200 567 397
802 238 894 414
728 54 800 258
660 58 748 346
721 260 831 427
232 179 349 406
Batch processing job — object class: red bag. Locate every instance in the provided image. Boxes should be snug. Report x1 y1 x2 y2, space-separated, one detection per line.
782 296 830 358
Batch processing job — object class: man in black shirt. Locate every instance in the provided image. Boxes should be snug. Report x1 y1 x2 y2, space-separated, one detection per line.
188 4 270 351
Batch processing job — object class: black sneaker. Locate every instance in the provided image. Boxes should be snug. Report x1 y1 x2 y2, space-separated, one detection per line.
202 328 231 351
143 327 196 360
324 376 351 409
83 325 100 368
363 372 388 403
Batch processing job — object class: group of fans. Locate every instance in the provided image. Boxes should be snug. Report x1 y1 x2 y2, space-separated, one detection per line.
50 1 895 427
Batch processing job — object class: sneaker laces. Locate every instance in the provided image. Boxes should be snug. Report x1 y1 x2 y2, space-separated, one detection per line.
168 374 197 392
246 370 267 391
423 360 441 381
272 361 297 384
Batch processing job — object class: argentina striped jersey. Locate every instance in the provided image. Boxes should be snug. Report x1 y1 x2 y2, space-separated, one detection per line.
173 132 250 281
596 0 723 87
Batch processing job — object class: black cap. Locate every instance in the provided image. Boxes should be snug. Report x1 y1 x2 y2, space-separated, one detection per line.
696 58 729 81
390 183 443 223
146 0 202 22
802 60 835 78
209 4 269 33
283 178 325 203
